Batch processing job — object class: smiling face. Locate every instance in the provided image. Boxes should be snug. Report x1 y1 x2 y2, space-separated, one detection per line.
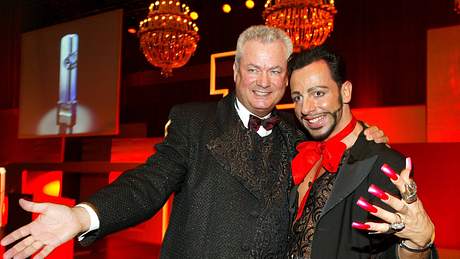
234 39 289 117
290 60 352 141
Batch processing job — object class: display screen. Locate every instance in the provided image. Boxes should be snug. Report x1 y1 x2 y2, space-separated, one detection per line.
18 9 122 138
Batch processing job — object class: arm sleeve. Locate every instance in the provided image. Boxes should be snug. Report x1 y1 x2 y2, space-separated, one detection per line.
75 203 100 241
79 106 191 246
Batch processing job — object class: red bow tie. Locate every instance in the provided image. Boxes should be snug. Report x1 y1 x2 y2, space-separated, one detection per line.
291 116 357 220
292 117 357 185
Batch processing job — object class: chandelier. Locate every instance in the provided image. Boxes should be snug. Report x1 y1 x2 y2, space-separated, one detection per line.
263 0 337 52
139 1 199 77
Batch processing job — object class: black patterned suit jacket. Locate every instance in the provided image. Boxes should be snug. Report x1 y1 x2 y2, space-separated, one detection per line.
81 92 303 258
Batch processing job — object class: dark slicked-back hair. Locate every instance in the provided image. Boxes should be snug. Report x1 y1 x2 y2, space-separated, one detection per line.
288 46 347 87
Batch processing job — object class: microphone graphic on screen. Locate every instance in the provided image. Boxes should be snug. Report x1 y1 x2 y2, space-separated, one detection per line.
57 34 79 134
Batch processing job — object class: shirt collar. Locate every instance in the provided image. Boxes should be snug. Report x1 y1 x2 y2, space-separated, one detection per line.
234 97 272 137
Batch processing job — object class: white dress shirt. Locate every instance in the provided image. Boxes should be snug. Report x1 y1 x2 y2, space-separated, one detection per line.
234 97 273 137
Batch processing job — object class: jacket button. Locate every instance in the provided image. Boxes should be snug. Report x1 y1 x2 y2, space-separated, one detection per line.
249 210 258 217
242 244 250 251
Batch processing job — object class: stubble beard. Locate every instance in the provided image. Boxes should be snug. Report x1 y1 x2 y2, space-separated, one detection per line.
306 96 344 141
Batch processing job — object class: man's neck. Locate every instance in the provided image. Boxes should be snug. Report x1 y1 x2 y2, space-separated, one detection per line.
341 122 363 149
323 111 362 148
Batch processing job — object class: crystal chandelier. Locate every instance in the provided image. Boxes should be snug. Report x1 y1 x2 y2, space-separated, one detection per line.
263 0 337 52
139 1 199 77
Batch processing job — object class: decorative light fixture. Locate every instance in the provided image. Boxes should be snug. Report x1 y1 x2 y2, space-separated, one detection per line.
246 0 255 9
222 3 232 13
263 0 337 52
139 1 199 77
456 0 460 14
190 11 198 20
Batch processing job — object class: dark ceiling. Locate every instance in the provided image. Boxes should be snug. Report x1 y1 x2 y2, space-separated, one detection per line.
20 0 268 73
9 0 460 136
18 0 460 75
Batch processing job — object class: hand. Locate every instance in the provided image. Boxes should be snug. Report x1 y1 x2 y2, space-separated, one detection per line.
363 125 389 144
1 199 90 259
353 158 435 249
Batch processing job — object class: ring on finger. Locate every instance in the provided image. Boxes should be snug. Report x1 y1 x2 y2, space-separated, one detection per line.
402 179 417 204
384 213 405 234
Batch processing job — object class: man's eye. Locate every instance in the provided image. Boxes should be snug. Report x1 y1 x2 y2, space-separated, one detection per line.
271 70 281 75
314 91 325 97
247 68 256 73
292 95 302 102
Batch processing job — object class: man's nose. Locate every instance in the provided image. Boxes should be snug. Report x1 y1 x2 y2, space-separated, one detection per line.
256 72 270 88
301 98 316 115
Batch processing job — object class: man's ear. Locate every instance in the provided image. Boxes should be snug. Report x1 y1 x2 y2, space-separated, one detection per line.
341 80 352 104
233 62 238 82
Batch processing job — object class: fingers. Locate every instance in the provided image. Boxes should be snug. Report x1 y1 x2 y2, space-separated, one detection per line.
356 197 400 226
1 224 32 246
353 199 404 235
2 242 54 259
363 126 389 144
19 198 48 214
0 199 48 246
34 245 56 259
365 221 391 233
364 126 377 140
353 182 410 235
353 159 434 245
380 163 406 195
0 199 48 247
352 220 394 234
368 184 408 213
381 159 417 202
1 200 50 248
364 126 380 140
380 136 390 144
2 236 44 259
22 241 44 258
401 157 412 179
3 236 34 258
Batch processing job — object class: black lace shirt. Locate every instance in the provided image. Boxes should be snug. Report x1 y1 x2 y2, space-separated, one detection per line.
287 170 338 258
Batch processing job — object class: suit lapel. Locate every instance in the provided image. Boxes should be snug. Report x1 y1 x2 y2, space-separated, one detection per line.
320 155 378 219
206 93 265 200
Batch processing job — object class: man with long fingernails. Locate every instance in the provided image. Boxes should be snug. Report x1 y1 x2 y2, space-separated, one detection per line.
287 47 436 258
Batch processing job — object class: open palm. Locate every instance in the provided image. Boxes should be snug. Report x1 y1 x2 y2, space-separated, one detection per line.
1 199 83 259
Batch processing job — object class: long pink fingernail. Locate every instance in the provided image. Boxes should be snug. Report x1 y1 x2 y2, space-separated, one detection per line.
368 184 389 200
352 222 370 230
406 157 412 171
356 197 378 213
381 164 398 181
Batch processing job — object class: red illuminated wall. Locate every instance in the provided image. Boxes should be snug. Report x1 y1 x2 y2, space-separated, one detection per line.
352 106 426 143
109 137 169 245
427 24 460 142
393 143 460 250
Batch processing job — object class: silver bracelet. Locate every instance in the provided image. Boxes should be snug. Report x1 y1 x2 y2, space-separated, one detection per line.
399 240 433 253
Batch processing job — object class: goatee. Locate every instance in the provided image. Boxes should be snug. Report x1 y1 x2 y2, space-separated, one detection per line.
309 103 343 141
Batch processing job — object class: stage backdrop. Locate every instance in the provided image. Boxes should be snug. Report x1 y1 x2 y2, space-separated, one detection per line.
18 9 122 138
427 24 460 142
